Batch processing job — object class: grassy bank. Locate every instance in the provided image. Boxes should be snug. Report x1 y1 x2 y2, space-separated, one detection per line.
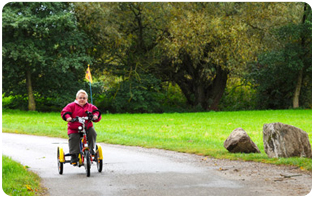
2 155 46 196
2 109 312 171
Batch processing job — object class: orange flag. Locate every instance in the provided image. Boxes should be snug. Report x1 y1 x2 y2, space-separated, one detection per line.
85 64 93 83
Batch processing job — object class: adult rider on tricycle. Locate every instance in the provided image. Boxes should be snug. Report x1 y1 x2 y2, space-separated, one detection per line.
61 89 102 165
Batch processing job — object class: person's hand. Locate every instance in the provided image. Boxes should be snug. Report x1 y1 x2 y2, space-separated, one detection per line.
93 115 98 120
66 117 72 122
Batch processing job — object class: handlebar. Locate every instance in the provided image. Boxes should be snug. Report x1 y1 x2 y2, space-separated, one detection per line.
85 111 94 120
70 111 99 122
70 116 89 123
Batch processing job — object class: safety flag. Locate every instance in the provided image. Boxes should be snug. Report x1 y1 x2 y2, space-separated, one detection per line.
85 64 93 83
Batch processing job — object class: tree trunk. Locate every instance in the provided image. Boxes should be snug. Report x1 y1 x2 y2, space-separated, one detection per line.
293 68 303 108
191 66 228 111
26 70 36 111
174 64 228 111
293 3 310 109
164 47 229 111
207 66 229 111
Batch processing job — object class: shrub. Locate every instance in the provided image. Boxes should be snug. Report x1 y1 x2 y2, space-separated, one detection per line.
219 78 257 111
100 74 163 113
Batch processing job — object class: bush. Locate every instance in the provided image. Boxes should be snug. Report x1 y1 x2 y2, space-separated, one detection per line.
94 75 192 113
97 74 163 113
157 82 189 113
219 78 257 111
2 95 28 111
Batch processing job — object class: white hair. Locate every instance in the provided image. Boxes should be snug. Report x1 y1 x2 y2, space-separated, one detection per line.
76 89 88 98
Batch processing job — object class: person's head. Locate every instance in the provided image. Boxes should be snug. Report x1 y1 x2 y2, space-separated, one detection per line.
76 89 88 106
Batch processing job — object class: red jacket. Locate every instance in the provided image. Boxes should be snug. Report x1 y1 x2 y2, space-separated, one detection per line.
61 101 101 135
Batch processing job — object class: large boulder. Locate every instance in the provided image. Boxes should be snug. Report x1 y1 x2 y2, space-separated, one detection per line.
263 122 312 158
224 128 260 153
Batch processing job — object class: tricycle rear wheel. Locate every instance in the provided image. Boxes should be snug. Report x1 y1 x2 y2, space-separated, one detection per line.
96 145 103 172
57 147 64 174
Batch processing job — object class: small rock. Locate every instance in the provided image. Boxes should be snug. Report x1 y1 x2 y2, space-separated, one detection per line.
224 128 261 153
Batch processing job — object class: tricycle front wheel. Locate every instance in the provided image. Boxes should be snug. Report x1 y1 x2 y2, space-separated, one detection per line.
84 150 91 177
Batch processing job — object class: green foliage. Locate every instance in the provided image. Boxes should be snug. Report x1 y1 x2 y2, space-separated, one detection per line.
75 2 165 78
94 77 191 113
2 82 102 112
300 76 312 109
2 155 45 196
247 53 297 109
157 82 189 113
2 94 28 110
76 2 309 111
246 4 312 109
2 2 312 112
105 74 162 113
219 79 257 111
2 2 93 110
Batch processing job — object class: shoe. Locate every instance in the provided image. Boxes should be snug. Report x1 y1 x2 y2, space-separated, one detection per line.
71 154 78 166
90 149 95 156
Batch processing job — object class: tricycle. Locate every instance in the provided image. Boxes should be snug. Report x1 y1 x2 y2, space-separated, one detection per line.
57 111 103 177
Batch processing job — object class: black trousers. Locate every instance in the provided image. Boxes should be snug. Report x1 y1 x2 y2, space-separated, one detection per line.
68 127 97 154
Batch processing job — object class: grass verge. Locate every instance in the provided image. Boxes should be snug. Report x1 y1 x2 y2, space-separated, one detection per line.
2 109 312 171
2 155 47 196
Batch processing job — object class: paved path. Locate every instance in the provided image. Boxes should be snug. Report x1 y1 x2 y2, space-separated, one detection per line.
2 133 312 196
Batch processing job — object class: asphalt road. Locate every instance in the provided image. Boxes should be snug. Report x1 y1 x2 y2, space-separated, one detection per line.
2 133 312 196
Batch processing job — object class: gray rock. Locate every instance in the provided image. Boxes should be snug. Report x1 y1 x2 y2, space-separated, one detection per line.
263 122 312 158
224 128 261 153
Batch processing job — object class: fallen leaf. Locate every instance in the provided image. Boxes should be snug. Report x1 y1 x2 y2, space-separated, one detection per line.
25 185 32 191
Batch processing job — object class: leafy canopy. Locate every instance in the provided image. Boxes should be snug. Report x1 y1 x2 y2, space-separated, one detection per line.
2 2 93 110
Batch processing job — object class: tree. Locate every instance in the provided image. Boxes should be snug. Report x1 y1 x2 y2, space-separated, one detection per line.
247 3 312 109
75 2 168 111
75 2 242 110
157 2 307 110
156 3 258 110
75 2 166 76
2 2 92 111
292 3 312 108
75 2 309 112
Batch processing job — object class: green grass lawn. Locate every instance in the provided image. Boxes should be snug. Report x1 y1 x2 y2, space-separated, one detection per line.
2 155 46 196
2 109 312 171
